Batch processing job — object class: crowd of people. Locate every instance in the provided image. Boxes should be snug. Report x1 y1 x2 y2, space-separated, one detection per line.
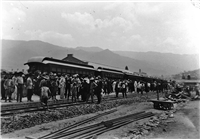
1 70 199 106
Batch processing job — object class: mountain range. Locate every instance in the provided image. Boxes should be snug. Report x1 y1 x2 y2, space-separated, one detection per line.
1 39 199 77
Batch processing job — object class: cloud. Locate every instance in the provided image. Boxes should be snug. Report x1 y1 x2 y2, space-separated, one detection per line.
61 12 133 32
24 30 74 47
163 37 179 46
61 12 95 31
2 2 200 54
130 34 141 40
2 7 26 25
2 7 26 36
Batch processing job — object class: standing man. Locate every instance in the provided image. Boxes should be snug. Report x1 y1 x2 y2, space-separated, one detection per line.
16 72 24 102
87 77 96 103
95 76 103 104
50 75 58 101
82 77 90 102
26 73 34 102
4 74 15 102
1 75 6 100
115 80 120 98
121 81 127 98
145 82 150 98
65 76 71 100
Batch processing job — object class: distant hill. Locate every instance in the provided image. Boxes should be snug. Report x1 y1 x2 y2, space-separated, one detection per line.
75 46 103 52
114 51 199 72
1 39 199 76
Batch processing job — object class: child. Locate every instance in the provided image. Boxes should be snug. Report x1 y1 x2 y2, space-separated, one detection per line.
40 81 51 110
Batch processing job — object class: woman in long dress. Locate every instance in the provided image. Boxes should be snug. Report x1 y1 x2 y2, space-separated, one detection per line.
59 75 66 99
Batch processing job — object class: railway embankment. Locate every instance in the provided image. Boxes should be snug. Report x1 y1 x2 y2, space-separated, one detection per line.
2 93 198 139
1 93 154 135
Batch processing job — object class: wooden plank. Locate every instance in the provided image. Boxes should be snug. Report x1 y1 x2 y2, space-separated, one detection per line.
25 136 37 139
150 99 174 104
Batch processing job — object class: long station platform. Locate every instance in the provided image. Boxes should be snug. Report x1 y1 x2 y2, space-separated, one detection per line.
0 93 118 107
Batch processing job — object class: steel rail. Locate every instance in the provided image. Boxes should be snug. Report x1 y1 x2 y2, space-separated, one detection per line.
49 112 148 139
1 102 85 116
82 113 154 139
1 100 82 112
1 94 120 111
63 112 154 139
38 109 117 139
44 111 146 139
2 92 137 112
1 96 126 116
76 113 154 139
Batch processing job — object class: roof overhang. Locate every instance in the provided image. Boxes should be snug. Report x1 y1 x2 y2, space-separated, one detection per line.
43 60 95 70
24 56 46 65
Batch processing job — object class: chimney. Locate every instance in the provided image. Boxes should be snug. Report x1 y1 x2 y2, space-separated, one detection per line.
139 69 141 73
68 54 73 57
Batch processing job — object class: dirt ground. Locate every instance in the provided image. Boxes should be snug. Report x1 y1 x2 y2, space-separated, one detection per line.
1 99 199 139
144 100 200 139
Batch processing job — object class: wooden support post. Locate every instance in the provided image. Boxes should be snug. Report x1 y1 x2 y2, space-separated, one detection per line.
157 90 159 100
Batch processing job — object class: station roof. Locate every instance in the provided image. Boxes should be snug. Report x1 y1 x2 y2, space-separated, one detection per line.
175 79 200 84
88 62 124 72
25 56 94 68
25 56 46 64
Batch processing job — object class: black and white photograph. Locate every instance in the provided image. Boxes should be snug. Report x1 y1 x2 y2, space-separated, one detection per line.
1 0 200 139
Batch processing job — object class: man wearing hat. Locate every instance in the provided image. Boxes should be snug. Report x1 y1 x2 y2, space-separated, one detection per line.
86 77 97 103
4 74 15 102
94 76 103 104
50 74 58 101
39 75 49 88
16 72 24 102
82 77 90 102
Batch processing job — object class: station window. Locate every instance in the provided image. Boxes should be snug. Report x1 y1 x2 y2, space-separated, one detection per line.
62 68 66 73
57 68 61 72
52 67 56 72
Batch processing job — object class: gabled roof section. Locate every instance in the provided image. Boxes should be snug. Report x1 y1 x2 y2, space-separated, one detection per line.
62 54 88 65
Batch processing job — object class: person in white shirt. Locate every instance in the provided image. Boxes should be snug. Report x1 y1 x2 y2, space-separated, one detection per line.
112 81 116 93
16 72 24 102
26 73 34 102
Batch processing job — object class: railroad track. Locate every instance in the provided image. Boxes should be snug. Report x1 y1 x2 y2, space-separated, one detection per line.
26 111 154 139
1 95 127 116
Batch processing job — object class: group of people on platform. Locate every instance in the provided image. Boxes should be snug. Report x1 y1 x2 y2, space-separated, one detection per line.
1 71 199 105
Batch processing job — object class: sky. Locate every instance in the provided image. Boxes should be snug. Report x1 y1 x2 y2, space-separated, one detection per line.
1 0 200 54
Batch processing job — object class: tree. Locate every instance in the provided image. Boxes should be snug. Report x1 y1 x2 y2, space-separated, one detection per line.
182 74 185 79
125 66 129 70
